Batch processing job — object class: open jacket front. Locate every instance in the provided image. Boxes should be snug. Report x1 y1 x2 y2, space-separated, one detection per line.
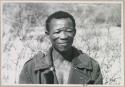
19 47 103 84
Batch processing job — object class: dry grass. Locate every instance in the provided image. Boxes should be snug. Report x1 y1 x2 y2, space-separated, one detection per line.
1 3 122 84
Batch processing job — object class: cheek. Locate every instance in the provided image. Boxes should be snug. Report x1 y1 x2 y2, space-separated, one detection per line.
69 33 75 38
49 34 58 42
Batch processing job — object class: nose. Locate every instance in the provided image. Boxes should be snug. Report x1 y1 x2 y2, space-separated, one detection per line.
59 31 68 40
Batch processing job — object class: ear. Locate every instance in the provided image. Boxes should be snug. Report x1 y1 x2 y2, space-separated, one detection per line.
73 29 76 36
45 31 49 35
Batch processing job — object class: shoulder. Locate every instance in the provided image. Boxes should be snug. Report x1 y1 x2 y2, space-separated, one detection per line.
72 48 103 83
23 51 45 70
82 53 99 64
76 50 100 70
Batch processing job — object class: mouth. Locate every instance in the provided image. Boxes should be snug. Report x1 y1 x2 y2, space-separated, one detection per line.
58 42 71 46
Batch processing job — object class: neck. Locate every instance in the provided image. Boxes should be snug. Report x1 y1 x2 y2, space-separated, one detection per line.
53 47 73 61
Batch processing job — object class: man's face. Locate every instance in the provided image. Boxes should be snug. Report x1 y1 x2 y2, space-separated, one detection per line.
48 18 76 52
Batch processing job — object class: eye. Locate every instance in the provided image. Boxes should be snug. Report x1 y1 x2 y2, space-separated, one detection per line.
66 30 73 32
54 31 61 34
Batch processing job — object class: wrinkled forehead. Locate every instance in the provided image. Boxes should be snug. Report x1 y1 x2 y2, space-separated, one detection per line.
49 18 74 30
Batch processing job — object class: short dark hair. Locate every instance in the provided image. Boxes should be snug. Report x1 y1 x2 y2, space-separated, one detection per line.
46 11 76 32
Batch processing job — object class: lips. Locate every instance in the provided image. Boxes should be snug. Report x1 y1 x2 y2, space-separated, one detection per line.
57 42 71 46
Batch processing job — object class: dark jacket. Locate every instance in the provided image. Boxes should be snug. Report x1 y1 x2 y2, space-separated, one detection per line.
19 47 103 84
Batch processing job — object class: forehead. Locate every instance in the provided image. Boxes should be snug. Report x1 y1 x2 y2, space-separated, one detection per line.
49 18 74 30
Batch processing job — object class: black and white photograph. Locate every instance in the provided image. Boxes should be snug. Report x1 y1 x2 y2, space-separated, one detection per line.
1 1 124 86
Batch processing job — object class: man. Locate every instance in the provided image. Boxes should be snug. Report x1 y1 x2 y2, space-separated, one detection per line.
19 11 103 84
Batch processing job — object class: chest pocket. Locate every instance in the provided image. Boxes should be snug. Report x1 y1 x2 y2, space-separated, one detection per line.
79 68 95 84
68 66 94 84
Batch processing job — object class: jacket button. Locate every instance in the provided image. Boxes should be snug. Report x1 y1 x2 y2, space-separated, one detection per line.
74 67 77 69
50 67 55 71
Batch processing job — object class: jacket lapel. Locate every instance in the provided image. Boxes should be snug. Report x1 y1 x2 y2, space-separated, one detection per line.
68 65 91 84
33 48 58 84
68 48 93 84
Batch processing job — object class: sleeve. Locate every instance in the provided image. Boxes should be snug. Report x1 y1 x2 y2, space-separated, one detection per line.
94 64 103 84
91 60 103 84
19 63 33 84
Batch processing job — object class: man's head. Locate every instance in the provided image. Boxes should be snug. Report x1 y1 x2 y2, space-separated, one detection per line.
46 11 76 52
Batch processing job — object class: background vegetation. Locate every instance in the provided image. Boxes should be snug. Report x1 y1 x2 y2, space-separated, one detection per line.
2 3 122 84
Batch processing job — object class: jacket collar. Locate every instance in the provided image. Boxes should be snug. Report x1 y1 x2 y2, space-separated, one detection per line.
34 47 92 71
33 48 53 71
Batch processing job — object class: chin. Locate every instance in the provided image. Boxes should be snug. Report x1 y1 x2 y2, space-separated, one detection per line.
58 47 72 52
